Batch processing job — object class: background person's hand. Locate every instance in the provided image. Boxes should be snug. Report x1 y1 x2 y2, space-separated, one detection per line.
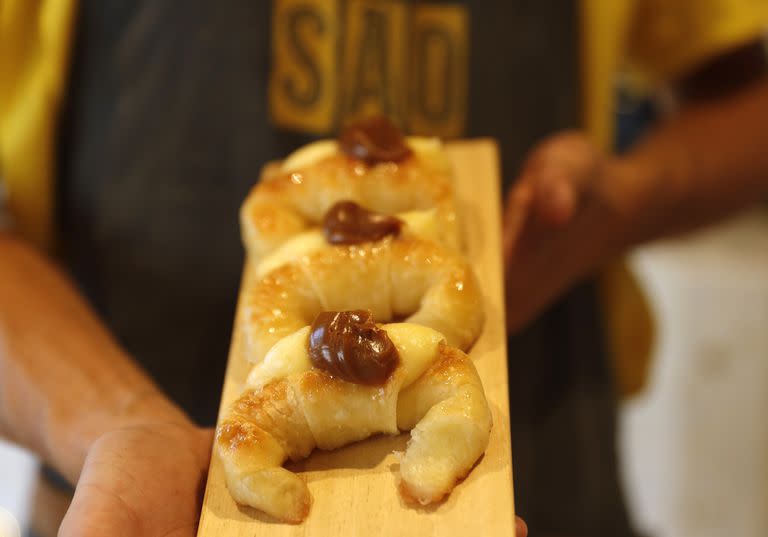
59 423 212 537
503 131 635 332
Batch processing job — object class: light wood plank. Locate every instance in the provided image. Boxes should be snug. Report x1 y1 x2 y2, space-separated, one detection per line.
196 139 516 537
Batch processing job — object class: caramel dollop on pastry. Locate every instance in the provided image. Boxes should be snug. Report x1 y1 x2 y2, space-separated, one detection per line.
338 115 413 164
308 310 399 385
322 201 403 245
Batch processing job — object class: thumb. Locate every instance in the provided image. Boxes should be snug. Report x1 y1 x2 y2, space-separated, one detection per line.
196 427 215 465
502 181 533 264
531 164 579 225
516 516 529 537
521 131 601 226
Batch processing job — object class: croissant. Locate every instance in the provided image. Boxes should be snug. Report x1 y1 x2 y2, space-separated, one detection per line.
240 124 461 260
217 320 492 523
242 236 484 363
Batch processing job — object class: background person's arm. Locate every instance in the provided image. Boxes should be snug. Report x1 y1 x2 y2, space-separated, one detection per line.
0 233 213 537
0 232 190 482
503 42 768 331
613 77 768 245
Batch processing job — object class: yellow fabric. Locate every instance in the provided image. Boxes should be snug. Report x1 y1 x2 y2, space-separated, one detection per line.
0 0 77 248
581 1 647 398
580 0 636 152
581 0 768 149
1 0 766 395
627 0 768 85
597 261 654 397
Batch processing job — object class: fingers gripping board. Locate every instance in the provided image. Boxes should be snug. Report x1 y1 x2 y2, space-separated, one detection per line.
196 140 516 536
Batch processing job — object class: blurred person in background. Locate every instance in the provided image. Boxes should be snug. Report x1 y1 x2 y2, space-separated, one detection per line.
1 2 767 537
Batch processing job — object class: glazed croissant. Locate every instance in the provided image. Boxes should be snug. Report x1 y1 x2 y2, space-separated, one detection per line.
240 122 461 259
242 236 485 363
216 320 492 523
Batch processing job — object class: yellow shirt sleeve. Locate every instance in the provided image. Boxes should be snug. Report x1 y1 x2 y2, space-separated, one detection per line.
627 0 768 83
582 1 768 398
0 0 77 248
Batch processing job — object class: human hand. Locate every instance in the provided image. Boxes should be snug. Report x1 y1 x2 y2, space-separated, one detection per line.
58 423 212 537
503 131 635 332
516 516 528 537
57 421 526 537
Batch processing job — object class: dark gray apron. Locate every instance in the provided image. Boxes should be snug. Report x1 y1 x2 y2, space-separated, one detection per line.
56 1 637 535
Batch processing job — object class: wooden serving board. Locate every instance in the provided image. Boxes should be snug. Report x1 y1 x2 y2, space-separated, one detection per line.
196 139 516 537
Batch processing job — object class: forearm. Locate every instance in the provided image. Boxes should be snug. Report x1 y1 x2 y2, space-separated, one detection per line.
0 233 191 483
612 78 768 247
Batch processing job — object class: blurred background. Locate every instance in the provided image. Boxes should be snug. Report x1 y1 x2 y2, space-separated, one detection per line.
4 93 768 537
2 4 768 537
622 210 768 537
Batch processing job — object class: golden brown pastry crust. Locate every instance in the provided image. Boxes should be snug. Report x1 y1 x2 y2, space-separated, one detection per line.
241 151 461 260
241 237 484 363
216 331 491 523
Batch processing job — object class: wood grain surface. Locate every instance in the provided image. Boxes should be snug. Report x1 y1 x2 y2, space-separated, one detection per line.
196 139 516 537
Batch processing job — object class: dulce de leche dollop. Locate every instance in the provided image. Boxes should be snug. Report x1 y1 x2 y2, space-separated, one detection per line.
322 201 402 245
308 310 399 385
337 115 412 164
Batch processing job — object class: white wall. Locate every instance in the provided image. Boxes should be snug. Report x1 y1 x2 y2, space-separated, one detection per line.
0 440 38 533
621 209 768 537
